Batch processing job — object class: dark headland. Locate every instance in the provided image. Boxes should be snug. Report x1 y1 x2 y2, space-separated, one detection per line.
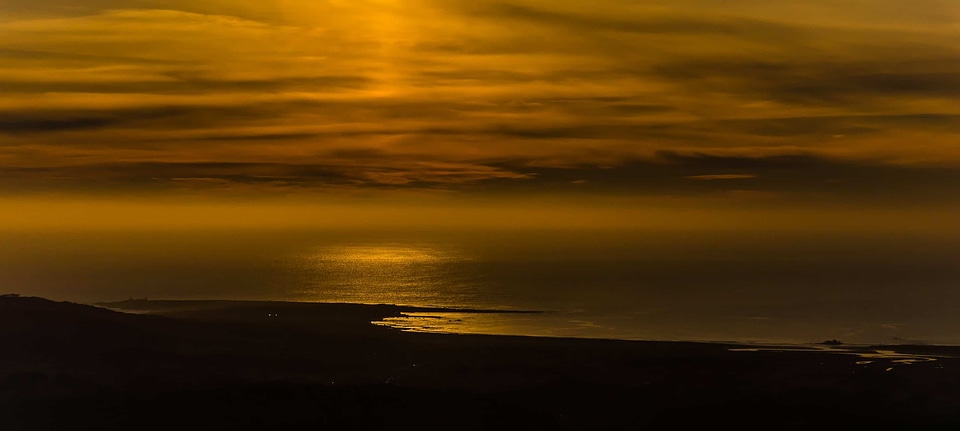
3 296 960 430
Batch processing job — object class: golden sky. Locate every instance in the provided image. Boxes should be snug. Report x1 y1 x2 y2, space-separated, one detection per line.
1 0 958 228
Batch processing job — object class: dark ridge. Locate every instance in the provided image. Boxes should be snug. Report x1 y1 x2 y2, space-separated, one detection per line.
3 296 960 430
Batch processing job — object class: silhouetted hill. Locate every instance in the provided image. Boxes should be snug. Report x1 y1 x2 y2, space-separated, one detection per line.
3 296 960 430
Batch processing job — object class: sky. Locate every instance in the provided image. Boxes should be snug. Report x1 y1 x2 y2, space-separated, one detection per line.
1 0 958 230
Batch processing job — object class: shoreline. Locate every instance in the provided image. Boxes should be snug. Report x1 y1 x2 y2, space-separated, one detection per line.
98 297 960 352
95 297 544 315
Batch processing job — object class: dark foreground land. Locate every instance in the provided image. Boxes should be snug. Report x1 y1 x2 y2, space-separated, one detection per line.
3 296 960 430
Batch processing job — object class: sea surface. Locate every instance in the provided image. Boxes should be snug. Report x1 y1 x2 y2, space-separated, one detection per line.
2 228 959 345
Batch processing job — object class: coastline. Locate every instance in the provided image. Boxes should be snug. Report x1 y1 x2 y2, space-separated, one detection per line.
3 296 960 429
99 297 960 355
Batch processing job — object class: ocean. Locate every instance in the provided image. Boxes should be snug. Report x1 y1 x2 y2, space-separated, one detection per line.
2 228 958 345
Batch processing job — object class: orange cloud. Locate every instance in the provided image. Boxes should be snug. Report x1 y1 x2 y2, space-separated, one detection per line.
0 0 958 201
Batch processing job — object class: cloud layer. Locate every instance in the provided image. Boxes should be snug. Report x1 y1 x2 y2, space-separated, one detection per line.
1 0 958 203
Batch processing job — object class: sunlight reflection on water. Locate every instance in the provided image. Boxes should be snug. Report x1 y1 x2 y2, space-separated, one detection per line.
728 346 946 368
292 244 484 308
317 245 460 265
372 312 644 340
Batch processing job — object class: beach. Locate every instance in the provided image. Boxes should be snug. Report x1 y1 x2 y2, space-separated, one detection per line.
3 296 960 430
